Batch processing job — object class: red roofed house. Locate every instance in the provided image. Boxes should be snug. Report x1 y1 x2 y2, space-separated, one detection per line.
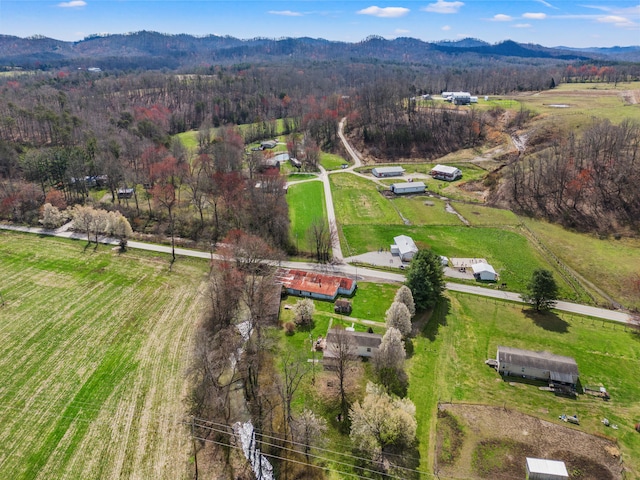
276 269 356 301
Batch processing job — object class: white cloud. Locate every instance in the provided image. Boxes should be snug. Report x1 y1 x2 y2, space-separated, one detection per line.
57 0 86 7
597 15 636 28
423 1 464 14
268 10 303 17
357 6 410 18
536 0 558 9
492 14 512 22
513 23 532 28
395 29 411 34
522 12 547 20
441 25 451 31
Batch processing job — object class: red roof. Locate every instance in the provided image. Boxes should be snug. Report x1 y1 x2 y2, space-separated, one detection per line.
276 269 354 298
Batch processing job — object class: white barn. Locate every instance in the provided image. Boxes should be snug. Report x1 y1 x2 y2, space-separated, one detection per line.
390 181 426 195
526 458 569 480
391 235 418 261
471 262 497 281
372 166 405 178
431 164 462 181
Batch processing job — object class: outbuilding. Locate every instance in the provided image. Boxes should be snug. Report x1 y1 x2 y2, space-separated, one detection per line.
390 181 426 195
390 235 418 262
372 166 405 178
497 346 579 388
526 457 569 480
275 269 356 301
452 92 471 105
431 164 462 181
471 262 498 281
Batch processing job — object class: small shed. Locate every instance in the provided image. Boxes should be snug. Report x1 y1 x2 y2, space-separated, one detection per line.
117 188 134 199
452 92 471 105
390 181 426 195
471 262 497 281
372 166 405 178
526 457 569 480
391 235 418 262
334 299 352 314
431 164 462 181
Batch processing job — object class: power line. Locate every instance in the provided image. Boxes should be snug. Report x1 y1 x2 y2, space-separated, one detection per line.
192 434 405 480
192 416 423 464
189 418 435 480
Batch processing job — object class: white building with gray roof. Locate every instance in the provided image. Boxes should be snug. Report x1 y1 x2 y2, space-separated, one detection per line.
497 346 579 387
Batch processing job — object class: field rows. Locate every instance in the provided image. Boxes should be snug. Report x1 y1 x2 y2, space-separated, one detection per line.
0 233 207 480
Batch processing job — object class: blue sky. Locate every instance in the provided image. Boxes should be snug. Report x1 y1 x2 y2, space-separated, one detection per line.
1 1 638 48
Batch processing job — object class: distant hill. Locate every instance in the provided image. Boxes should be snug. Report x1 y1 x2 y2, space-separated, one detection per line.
0 32 636 71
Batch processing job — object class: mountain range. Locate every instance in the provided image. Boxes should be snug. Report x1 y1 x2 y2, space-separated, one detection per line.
1 31 638 71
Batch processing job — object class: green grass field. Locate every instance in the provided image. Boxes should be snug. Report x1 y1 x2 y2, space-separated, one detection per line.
0 232 207 480
391 196 463 226
320 153 348 171
330 173 403 226
286 180 328 252
341 224 585 300
523 218 640 310
408 291 640 476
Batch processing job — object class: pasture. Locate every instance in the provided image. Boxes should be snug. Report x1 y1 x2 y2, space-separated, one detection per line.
0 232 207 480
320 152 348 171
329 173 404 226
523 219 640 310
409 291 640 476
286 180 327 253
341 224 582 299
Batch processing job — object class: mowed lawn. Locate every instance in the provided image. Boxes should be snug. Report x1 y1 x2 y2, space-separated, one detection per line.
342 224 582 299
0 232 207 480
408 292 640 476
286 180 327 252
329 173 403 226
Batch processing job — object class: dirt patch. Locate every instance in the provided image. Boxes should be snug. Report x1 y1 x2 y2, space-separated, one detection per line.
436 403 623 480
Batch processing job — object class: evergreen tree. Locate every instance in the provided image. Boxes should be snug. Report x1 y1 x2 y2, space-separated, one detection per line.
405 249 445 310
522 269 558 311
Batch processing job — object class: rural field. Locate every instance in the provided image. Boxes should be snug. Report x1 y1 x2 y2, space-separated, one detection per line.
0 232 207 480
286 180 328 253
408 291 640 478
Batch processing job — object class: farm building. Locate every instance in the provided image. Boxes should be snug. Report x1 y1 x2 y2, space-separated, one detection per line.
372 166 405 178
526 457 569 480
430 164 462 181
390 181 426 195
471 262 498 281
497 346 579 388
117 188 134 199
391 235 418 262
260 140 278 149
323 328 382 361
334 299 352 314
275 269 356 301
451 92 471 105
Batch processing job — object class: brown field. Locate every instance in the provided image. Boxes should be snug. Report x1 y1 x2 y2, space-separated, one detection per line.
436 403 624 480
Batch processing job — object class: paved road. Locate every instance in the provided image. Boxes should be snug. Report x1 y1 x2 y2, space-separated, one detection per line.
1 224 632 325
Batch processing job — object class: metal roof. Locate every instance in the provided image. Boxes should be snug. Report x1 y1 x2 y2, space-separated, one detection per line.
372 166 405 173
526 457 569 477
393 235 418 257
471 262 496 275
498 346 578 378
391 182 426 190
431 164 461 175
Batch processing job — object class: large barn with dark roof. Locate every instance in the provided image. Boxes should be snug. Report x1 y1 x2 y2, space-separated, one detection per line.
496 346 579 387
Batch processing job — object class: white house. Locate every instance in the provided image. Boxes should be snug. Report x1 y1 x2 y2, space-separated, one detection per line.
390 181 426 195
431 164 462 181
372 166 405 178
471 262 497 281
323 329 382 361
526 457 569 480
391 235 418 262
451 92 471 105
